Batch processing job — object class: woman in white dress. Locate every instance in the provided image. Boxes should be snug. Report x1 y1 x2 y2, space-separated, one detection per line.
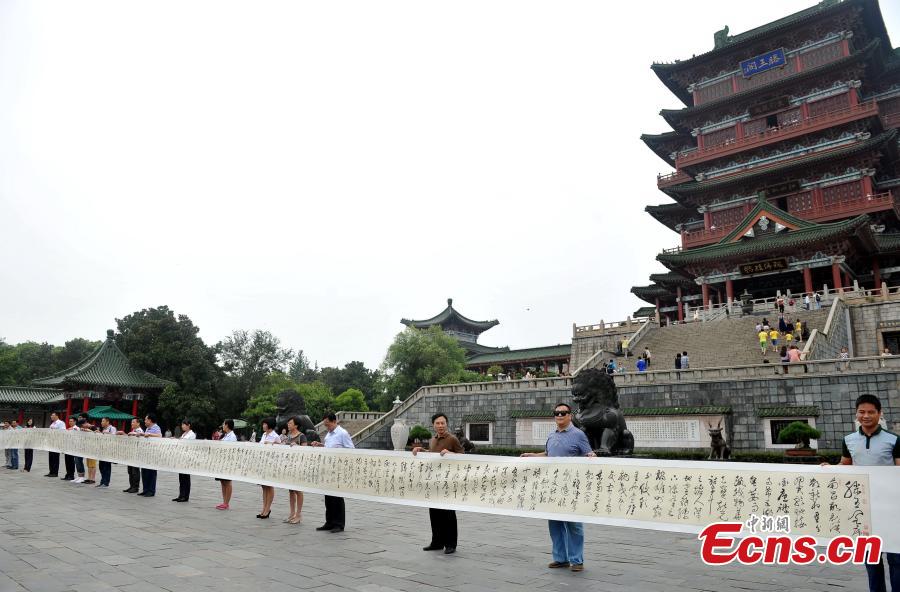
257 417 280 519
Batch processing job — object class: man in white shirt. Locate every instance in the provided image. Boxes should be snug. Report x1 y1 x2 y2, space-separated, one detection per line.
45 412 66 477
138 413 162 497
97 417 117 488
174 419 196 502
122 418 143 493
311 412 354 533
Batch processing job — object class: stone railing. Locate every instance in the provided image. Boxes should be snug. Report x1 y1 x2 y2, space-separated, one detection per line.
315 410 385 436
573 317 649 337
802 296 848 360
351 391 428 445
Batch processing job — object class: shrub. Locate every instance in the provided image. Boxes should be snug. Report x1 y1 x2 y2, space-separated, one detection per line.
777 422 822 449
408 425 432 442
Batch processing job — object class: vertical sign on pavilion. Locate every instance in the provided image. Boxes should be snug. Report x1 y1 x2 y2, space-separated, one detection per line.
635 0 900 325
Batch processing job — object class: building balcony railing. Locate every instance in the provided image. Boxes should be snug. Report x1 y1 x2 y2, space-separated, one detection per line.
656 170 692 189
675 101 879 169
882 112 900 129
790 191 894 223
681 224 733 249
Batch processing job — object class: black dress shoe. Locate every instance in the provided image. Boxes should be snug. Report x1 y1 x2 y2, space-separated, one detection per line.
172 497 183 502
123 488 138 493
62 476 74 481
329 527 344 533
444 547 456 554
315 524 334 531
45 473 58 477
176 498 189 502
422 544 444 551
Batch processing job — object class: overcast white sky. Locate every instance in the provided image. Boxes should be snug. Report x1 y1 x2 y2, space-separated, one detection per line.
1 1 898 368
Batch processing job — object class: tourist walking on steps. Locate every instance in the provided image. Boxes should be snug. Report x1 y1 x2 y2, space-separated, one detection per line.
283 417 307 524
173 419 195 502
680 351 690 369
674 353 682 370
256 417 280 519
413 412 465 555
122 418 143 493
311 412 354 533
216 419 238 510
769 328 780 353
45 412 65 478
804 294 811 310
138 413 162 497
780 346 790 374
823 394 900 592
758 327 769 355
522 403 596 572
643 347 651 367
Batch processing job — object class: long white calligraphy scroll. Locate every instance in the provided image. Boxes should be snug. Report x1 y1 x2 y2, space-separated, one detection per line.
2 429 898 551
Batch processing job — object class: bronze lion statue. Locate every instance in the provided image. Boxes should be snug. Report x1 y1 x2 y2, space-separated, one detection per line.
571 368 634 456
275 389 319 442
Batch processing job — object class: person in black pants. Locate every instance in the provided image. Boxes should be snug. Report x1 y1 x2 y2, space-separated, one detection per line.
138 413 162 496
97 417 117 487
173 419 195 502
412 413 465 554
23 418 35 472
311 413 354 533
123 418 143 493
62 416 77 480
45 412 66 477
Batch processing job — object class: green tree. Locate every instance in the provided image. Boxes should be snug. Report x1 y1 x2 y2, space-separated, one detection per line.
53 338 101 370
115 306 221 436
333 388 368 412
297 381 335 424
218 330 294 416
241 371 298 428
379 326 469 409
318 361 379 408
288 350 318 382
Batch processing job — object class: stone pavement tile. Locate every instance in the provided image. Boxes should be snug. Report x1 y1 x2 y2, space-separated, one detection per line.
97 555 136 566
158 564 205 578
71 583 117 592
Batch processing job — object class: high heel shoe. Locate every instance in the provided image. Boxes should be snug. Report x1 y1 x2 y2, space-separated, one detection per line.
256 511 271 519
288 515 302 524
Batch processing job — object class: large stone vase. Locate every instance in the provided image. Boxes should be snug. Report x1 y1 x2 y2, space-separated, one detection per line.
390 418 410 451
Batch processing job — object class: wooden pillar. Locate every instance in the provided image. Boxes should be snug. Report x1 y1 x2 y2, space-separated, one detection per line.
832 262 843 292
65 398 72 423
676 286 684 322
716 288 723 305
701 283 710 309
725 278 734 302
17 409 24 424
803 267 814 294
131 399 139 418
82 397 89 413
873 259 882 293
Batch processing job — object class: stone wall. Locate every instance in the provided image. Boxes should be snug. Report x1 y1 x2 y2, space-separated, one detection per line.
357 371 900 452
849 300 900 357
807 298 850 359
570 326 644 371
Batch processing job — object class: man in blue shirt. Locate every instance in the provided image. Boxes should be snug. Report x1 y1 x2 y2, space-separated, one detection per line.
311 412 354 532
831 394 899 592
522 403 596 572
138 413 162 497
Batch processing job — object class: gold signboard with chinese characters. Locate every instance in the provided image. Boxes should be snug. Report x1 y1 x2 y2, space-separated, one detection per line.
740 258 789 275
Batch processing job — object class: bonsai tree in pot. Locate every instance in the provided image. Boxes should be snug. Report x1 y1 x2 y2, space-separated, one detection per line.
778 422 822 455
408 424 432 447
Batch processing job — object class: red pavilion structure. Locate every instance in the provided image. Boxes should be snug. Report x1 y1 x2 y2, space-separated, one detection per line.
635 0 900 324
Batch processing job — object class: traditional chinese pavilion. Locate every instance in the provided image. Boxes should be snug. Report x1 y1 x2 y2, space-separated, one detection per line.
402 299 572 375
635 0 900 323
30 329 170 423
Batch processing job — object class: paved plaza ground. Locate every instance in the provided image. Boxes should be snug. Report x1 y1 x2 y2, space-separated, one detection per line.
0 455 872 592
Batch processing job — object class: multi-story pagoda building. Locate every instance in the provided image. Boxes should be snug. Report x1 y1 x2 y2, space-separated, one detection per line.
635 0 900 323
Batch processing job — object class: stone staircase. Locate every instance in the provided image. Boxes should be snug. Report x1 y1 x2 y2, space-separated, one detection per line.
625 308 832 370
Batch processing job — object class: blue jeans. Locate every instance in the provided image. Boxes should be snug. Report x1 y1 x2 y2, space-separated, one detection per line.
548 520 584 565
8 449 18 469
866 552 900 592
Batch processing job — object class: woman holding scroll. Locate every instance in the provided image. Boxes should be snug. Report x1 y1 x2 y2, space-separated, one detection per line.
256 418 280 519
282 416 307 524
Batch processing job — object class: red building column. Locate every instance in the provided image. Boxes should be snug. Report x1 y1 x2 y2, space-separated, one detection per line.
803 267 814 294
82 397 89 413
131 399 139 418
832 262 843 292
676 286 684 323
17 409 24 424
701 283 710 309
725 278 734 302
65 398 72 423
873 259 882 293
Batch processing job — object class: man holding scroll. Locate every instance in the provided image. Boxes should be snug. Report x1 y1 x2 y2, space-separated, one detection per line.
522 402 596 573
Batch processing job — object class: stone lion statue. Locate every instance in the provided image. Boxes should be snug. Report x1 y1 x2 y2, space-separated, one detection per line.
275 389 319 443
571 368 634 456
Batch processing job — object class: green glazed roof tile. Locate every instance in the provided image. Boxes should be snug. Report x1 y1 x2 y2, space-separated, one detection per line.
623 406 732 416
462 413 497 422
0 386 66 405
757 406 820 418
466 344 571 365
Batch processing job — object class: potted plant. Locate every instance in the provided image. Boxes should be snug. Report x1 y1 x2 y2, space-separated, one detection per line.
408 424 432 447
778 422 822 457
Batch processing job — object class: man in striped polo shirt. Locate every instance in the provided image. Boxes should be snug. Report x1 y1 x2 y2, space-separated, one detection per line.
834 394 899 592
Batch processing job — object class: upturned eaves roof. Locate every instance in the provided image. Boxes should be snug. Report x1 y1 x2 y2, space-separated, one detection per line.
402 299 499 333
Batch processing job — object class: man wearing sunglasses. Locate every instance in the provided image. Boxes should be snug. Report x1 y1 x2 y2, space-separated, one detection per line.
521 402 596 572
